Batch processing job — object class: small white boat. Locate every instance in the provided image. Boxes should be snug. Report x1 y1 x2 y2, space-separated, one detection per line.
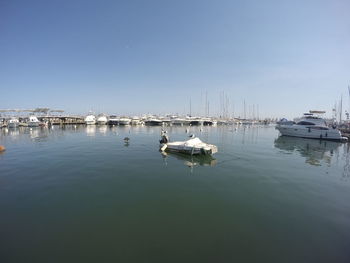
97 114 108 125
85 113 96 125
28 116 40 127
160 132 218 155
8 118 19 128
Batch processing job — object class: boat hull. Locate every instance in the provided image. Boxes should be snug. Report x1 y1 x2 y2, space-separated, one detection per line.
28 122 40 127
145 121 163 126
276 125 346 141
85 121 96 125
8 122 19 128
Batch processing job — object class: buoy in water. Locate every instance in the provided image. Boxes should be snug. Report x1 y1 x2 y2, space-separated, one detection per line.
124 137 130 142
0 145 6 152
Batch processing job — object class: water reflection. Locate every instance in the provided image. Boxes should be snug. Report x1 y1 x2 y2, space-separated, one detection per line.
274 136 342 166
86 125 96 136
161 151 217 170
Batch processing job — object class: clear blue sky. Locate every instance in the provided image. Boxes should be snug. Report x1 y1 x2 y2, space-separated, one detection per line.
1 0 349 118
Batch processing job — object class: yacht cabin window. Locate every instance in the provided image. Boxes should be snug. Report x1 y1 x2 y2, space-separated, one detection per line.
297 121 315 126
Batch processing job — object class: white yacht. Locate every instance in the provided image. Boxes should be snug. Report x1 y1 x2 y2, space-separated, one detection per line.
131 116 141 125
276 111 347 142
108 115 119 125
84 113 96 125
8 118 19 128
118 117 131 125
28 116 40 127
171 117 190 126
97 114 108 125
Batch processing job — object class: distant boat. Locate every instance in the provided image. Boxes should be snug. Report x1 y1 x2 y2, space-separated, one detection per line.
144 118 163 126
108 115 119 125
202 118 216 126
8 118 19 128
171 117 190 126
118 117 131 125
28 116 40 127
131 116 141 125
189 117 203 126
84 113 96 125
276 111 347 142
97 114 108 125
276 118 295 125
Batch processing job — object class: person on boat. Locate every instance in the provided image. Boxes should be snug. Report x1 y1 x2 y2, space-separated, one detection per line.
160 130 169 144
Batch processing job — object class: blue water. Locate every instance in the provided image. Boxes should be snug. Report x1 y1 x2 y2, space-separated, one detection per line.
1 125 349 263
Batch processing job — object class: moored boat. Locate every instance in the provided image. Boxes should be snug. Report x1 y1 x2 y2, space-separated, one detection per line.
118 117 131 125
145 118 163 126
85 113 96 125
159 132 218 155
276 111 347 142
97 114 108 125
8 118 19 128
108 115 119 125
28 116 40 127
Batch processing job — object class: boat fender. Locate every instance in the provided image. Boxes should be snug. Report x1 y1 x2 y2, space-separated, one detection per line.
191 147 195 155
320 134 323 139
325 132 328 138
0 145 6 152
200 148 206 155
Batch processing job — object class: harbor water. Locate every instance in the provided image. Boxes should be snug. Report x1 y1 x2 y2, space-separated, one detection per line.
1 125 350 262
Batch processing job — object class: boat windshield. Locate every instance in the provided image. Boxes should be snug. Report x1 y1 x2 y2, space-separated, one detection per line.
297 121 315 126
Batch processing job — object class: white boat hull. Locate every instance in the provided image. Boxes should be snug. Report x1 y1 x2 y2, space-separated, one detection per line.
85 120 96 125
276 125 346 141
28 122 40 127
8 122 19 128
161 137 218 155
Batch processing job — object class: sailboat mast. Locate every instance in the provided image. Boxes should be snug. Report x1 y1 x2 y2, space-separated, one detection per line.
340 95 343 124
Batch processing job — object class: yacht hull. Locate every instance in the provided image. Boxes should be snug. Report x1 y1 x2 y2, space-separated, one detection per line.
85 121 96 125
276 125 346 141
8 122 19 128
28 122 40 127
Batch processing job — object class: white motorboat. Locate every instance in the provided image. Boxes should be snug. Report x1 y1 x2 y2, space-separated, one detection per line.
145 118 163 126
171 117 190 126
276 111 347 142
202 118 217 126
97 114 108 125
8 118 19 128
159 132 218 155
28 116 40 127
131 116 141 125
108 115 119 125
85 113 96 125
118 117 131 125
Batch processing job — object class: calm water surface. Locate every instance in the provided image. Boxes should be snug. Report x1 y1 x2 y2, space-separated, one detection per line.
1 125 350 263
